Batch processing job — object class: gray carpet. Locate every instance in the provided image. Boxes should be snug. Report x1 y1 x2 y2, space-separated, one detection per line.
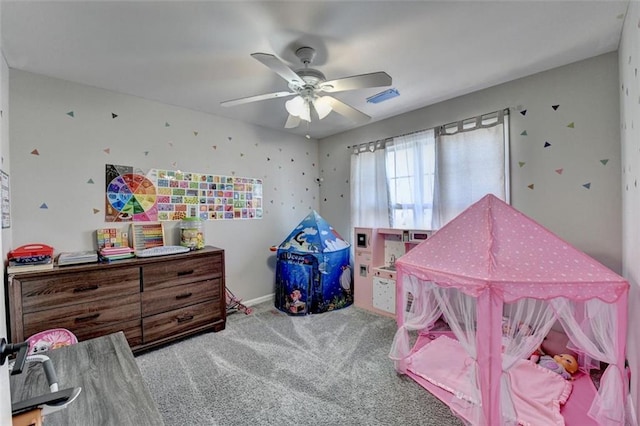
136 302 464 426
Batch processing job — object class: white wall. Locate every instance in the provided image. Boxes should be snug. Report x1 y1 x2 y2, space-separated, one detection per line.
319 52 622 274
8 70 320 303
620 0 640 418
0 0 12 421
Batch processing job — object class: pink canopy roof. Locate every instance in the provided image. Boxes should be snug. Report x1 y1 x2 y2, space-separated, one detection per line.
397 194 628 302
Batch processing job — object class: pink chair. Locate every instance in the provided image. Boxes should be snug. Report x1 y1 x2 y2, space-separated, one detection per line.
26 328 78 355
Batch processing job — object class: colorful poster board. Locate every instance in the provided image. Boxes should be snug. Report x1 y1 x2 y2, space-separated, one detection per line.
105 164 158 222
105 164 263 222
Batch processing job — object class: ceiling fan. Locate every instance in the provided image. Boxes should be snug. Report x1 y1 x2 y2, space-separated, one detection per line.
221 46 392 129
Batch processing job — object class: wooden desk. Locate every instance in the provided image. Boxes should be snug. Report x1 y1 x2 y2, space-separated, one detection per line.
10 332 164 425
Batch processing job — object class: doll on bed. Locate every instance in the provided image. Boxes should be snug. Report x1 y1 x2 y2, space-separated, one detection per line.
502 317 534 350
530 349 578 380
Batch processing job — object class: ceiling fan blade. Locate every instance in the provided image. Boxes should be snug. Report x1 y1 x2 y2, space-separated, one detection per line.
220 91 295 107
284 114 301 129
251 53 304 87
321 72 392 93
324 96 371 124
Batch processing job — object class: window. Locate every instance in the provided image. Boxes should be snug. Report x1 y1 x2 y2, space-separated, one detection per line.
351 110 509 230
432 111 509 228
385 129 436 229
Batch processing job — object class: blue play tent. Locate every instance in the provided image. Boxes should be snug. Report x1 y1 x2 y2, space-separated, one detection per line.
275 211 352 315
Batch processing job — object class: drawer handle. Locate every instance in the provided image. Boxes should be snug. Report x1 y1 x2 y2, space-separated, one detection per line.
175 292 193 300
73 284 99 293
176 314 194 323
176 270 194 277
75 313 100 322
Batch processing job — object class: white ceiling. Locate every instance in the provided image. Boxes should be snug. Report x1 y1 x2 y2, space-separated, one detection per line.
1 1 629 139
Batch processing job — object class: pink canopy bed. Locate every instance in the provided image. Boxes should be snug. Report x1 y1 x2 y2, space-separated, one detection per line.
390 194 631 426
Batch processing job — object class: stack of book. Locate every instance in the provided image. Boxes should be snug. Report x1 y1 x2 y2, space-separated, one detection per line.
99 246 134 262
57 250 98 266
7 257 53 273
7 244 54 274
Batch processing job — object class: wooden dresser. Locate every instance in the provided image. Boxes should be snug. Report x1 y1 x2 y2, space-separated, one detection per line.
6 246 225 353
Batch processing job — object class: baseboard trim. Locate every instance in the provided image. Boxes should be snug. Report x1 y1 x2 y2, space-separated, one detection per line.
243 293 274 307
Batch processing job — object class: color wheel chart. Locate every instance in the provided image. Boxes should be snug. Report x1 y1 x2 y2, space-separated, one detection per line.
105 164 158 222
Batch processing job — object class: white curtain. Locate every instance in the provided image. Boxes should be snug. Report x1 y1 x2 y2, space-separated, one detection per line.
385 130 435 229
431 286 482 425
433 117 507 228
500 299 557 424
551 298 627 426
389 279 482 424
350 144 390 228
389 276 441 373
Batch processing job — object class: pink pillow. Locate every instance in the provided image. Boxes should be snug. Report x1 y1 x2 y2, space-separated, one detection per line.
541 329 577 358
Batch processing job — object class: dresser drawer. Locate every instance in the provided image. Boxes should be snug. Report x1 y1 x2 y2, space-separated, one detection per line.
23 293 141 338
20 267 140 313
142 300 220 343
141 278 222 317
73 319 143 347
142 254 222 290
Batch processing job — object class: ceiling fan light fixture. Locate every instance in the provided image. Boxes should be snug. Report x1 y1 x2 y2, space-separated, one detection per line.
225 48 390 131
285 95 312 122
285 96 305 116
300 101 311 122
313 96 332 120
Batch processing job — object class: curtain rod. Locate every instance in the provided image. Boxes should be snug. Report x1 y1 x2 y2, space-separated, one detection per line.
348 108 510 150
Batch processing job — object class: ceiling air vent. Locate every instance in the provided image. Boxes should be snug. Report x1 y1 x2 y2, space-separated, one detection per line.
366 88 399 104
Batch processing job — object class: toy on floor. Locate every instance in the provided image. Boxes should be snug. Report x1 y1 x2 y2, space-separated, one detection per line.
226 287 252 315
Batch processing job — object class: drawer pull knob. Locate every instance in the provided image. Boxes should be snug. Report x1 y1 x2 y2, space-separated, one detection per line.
175 292 192 300
176 270 194 277
75 313 100 322
176 314 194 323
73 285 99 293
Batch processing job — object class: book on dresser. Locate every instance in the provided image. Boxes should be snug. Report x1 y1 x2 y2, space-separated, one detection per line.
57 250 98 266
7 261 53 274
